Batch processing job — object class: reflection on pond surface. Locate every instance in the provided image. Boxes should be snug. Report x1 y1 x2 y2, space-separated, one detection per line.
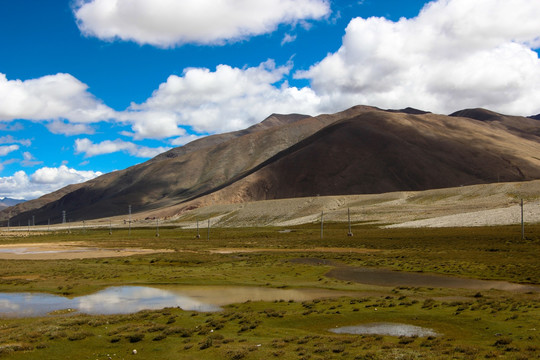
0 286 358 318
331 322 439 337
0 287 221 317
0 292 72 318
158 285 357 306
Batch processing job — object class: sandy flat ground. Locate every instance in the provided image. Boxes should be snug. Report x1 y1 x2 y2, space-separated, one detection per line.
0 242 172 260
169 180 540 228
386 202 540 228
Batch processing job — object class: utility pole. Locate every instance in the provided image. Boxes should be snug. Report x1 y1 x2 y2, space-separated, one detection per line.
320 211 324 240
347 208 353 237
62 210 66 224
156 218 160 237
521 198 524 240
196 220 200 239
128 205 132 236
109 220 112 235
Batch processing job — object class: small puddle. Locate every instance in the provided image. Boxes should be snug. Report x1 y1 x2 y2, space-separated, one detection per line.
0 286 360 318
331 322 439 337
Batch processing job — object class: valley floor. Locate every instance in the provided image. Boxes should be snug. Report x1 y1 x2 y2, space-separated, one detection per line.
0 224 538 359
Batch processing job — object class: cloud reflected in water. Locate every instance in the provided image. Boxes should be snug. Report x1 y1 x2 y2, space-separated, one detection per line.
0 286 220 317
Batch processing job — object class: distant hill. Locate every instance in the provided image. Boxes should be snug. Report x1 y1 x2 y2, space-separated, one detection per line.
2 105 540 224
0 198 25 211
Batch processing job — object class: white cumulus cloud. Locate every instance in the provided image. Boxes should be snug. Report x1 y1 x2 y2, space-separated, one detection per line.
118 110 185 140
296 0 540 115
75 138 171 158
122 60 321 135
0 145 19 157
0 73 115 123
74 0 330 47
0 166 103 200
31 165 101 184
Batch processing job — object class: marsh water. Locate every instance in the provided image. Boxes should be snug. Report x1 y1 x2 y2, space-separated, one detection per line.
2 261 537 318
326 266 539 292
0 286 361 318
331 323 439 337
289 258 539 292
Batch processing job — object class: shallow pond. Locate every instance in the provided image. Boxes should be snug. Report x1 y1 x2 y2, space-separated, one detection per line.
331 322 439 337
0 286 360 318
290 258 539 292
325 265 539 292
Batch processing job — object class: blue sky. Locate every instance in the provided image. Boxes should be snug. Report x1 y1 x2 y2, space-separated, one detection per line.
1 0 539 200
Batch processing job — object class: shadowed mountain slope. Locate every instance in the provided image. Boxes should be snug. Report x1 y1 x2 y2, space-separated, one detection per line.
3 106 540 224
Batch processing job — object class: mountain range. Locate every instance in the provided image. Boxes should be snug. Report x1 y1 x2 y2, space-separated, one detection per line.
0 198 25 211
2 105 540 224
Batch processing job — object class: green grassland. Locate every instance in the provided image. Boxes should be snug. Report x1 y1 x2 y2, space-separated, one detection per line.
0 223 538 359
